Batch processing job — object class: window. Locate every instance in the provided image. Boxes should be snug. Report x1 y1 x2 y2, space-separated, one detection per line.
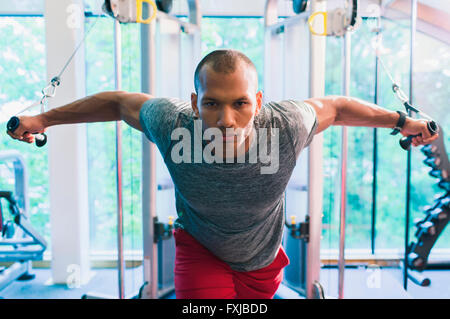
85 17 142 254
322 16 450 254
201 17 265 91
0 17 50 247
322 19 377 251
410 28 450 251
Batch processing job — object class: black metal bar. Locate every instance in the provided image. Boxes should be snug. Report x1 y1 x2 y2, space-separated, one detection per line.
371 16 381 255
403 0 417 291
372 132 377 254
404 143 412 290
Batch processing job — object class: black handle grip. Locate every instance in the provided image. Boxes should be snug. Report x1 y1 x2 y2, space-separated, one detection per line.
7 116 47 147
6 116 20 132
399 120 438 151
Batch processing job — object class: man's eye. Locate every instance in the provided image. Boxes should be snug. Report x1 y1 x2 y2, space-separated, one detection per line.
236 101 248 107
204 102 216 107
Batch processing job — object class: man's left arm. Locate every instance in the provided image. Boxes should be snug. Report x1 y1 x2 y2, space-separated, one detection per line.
304 95 438 147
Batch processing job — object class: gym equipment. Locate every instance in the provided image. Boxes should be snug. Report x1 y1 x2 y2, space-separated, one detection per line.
399 121 438 151
82 0 201 299
83 17 127 299
337 30 352 300
5 75 61 147
275 0 360 297
379 69 439 151
307 0 360 37
293 0 308 14
407 127 450 277
6 16 99 148
102 0 157 24
277 0 356 298
7 117 47 148
0 151 47 292
373 50 438 152
155 0 173 13
265 0 325 299
402 0 417 290
139 0 200 299
114 18 125 299
363 0 441 290
286 215 310 242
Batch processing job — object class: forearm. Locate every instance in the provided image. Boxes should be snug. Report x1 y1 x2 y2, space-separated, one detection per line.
40 91 122 128
305 95 437 147
334 96 398 129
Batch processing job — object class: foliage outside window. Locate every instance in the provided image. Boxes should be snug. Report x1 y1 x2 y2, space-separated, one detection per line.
322 17 450 253
0 17 50 248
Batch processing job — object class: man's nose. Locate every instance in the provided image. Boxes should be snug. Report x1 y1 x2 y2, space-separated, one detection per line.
217 105 236 128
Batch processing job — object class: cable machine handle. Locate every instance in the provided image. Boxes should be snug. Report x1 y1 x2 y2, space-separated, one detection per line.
399 120 438 151
7 116 47 147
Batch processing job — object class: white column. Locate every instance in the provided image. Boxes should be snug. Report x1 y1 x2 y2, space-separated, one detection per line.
140 18 158 299
44 0 90 285
306 0 326 300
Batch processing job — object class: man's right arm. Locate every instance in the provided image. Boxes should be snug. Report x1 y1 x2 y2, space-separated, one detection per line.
115 91 153 132
7 91 153 143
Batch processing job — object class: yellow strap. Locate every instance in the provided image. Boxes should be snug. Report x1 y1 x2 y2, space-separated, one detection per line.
307 11 327 36
136 0 158 24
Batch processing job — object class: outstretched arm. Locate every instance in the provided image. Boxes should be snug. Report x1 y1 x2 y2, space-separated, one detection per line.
7 91 153 143
304 95 438 147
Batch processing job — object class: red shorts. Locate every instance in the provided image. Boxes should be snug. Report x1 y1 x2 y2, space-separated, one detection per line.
173 228 290 299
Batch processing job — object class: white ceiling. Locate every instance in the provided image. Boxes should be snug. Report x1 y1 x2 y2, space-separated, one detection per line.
0 0 449 17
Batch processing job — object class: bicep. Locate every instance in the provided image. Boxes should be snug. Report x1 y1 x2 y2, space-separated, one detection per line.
117 91 154 132
304 96 339 134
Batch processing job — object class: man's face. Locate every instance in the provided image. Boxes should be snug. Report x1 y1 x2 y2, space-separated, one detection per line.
191 64 263 158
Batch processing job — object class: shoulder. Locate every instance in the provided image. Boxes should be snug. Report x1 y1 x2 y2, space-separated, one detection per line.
140 97 193 121
140 97 191 112
259 100 317 127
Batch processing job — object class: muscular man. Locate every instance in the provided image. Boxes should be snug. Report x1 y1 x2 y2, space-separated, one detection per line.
7 49 437 299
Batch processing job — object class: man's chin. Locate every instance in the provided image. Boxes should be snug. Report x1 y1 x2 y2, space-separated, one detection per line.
222 137 246 147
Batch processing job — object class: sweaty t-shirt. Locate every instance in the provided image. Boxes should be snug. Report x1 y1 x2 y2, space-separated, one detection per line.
139 97 317 272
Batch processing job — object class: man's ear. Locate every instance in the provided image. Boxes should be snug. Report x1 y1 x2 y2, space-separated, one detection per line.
191 92 199 118
255 91 263 116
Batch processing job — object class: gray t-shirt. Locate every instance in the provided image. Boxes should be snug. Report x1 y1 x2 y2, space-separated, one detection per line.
139 97 317 272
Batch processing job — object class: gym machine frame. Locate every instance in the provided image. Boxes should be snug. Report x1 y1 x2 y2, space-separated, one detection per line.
402 0 417 290
265 0 364 299
400 0 450 289
264 0 326 299
0 150 47 292
82 0 201 299
140 0 201 299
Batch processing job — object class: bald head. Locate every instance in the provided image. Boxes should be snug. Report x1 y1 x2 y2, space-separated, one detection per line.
194 49 258 94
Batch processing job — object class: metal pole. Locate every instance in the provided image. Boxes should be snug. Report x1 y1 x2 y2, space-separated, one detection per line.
371 16 381 255
140 9 158 299
138 0 201 300
403 0 417 290
307 0 326 299
114 19 125 299
338 31 351 299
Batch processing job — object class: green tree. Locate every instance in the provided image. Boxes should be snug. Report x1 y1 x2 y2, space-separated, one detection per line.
0 17 50 246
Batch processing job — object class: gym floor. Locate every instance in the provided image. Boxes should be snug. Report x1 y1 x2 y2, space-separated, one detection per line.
0 266 448 299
